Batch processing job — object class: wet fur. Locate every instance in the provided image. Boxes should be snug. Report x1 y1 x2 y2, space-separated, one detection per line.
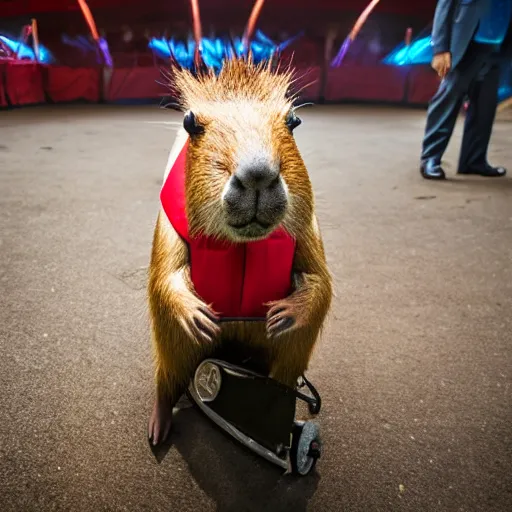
148 57 332 442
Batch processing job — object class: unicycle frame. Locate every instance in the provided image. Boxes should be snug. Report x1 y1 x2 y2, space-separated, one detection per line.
187 358 321 473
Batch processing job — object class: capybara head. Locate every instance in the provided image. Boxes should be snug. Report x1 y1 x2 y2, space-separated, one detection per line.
172 57 314 242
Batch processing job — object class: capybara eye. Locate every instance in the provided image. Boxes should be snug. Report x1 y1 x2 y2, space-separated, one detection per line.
285 110 302 132
183 111 204 136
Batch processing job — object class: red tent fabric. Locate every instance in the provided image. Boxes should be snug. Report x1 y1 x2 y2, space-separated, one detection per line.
406 66 439 105
107 66 167 101
0 61 8 107
5 61 45 106
325 64 409 103
44 66 101 103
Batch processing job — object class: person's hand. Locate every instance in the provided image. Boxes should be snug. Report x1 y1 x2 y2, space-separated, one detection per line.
432 52 451 78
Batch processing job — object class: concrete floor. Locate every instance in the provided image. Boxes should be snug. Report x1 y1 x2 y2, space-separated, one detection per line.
0 103 511 512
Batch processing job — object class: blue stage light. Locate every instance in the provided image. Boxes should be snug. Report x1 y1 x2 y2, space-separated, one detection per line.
382 34 512 101
498 85 512 102
0 35 54 63
149 31 299 72
62 34 97 52
382 36 433 66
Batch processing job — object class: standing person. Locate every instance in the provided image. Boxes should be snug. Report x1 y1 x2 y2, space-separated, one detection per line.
420 0 512 180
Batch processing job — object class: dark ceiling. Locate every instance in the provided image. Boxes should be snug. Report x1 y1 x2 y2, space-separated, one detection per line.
1 0 438 19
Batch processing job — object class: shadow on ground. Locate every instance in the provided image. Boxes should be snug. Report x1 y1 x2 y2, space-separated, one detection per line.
149 401 320 512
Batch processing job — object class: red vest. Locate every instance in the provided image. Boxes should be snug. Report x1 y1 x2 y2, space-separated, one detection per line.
160 137 296 319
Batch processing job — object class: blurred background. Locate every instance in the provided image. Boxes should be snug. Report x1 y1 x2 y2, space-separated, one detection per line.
1 0 510 108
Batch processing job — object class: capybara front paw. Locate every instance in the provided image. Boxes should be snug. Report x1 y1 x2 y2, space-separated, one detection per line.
148 398 173 446
266 299 304 338
179 300 221 344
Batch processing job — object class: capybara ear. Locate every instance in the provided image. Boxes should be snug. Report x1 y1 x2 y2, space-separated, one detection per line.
285 110 302 132
183 111 204 137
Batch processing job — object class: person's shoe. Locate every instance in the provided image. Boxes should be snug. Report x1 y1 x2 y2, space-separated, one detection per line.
457 164 507 177
420 159 446 180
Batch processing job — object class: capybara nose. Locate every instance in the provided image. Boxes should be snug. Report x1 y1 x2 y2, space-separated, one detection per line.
235 160 279 191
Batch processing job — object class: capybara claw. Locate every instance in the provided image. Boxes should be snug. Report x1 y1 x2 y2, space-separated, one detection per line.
266 316 296 338
148 398 173 446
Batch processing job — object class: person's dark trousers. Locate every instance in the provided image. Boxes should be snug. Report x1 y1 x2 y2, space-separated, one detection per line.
458 62 501 172
420 42 498 173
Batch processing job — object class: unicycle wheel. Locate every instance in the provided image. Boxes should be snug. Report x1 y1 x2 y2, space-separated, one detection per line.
290 421 322 476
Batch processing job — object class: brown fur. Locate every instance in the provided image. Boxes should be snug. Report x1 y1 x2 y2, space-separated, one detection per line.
148 57 332 442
